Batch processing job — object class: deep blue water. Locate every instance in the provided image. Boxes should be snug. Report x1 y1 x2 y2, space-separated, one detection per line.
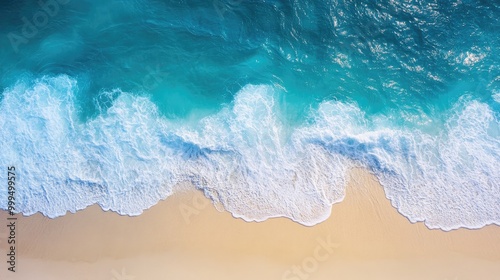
0 0 499 230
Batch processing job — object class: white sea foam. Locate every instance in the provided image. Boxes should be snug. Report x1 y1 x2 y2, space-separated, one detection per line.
0 75 499 230
493 90 500 103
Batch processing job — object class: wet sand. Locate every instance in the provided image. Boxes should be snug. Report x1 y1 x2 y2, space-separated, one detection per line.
1 168 499 280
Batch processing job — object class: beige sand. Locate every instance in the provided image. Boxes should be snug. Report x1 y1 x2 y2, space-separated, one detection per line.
1 168 499 280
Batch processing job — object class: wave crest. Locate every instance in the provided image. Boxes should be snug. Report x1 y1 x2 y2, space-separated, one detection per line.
1 75 499 230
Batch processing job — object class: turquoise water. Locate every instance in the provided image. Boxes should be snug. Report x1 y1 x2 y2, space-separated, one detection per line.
0 0 499 230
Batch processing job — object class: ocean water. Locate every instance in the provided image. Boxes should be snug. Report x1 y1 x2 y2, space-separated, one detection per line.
0 0 499 230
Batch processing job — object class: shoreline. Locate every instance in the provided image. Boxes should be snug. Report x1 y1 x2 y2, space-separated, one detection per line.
1 168 499 279
12 168 500 232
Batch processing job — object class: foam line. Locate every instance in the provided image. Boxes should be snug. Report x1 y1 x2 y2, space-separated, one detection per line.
0 75 498 230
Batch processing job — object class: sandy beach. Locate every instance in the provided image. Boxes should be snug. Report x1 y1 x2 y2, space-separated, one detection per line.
1 168 499 280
